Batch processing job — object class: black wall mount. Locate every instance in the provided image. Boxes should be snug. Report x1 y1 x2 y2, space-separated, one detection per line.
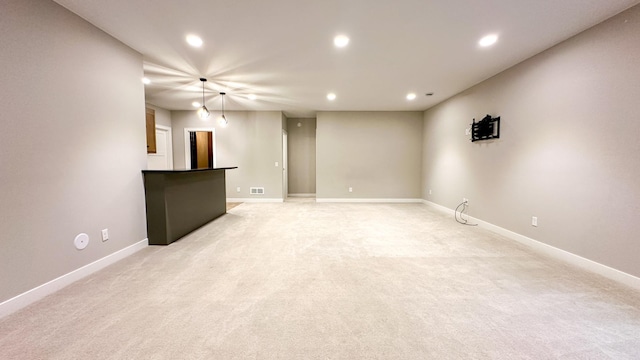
471 114 500 142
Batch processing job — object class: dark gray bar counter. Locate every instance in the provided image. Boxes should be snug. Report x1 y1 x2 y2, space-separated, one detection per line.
142 167 237 245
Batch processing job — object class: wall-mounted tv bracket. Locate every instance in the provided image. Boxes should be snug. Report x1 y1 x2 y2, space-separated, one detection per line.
471 114 500 142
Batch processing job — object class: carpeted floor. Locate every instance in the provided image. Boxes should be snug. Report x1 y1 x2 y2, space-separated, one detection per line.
1 202 640 359
226 202 243 211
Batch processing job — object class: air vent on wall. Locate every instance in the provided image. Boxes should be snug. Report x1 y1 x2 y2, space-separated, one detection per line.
250 187 265 195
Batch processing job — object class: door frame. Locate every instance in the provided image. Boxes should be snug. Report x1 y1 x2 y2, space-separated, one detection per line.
147 124 173 170
282 129 288 199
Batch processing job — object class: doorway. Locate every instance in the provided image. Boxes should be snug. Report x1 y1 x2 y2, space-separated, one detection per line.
285 118 316 198
191 131 213 169
184 128 216 169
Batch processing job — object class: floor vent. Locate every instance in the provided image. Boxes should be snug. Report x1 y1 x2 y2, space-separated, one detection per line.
250 187 265 195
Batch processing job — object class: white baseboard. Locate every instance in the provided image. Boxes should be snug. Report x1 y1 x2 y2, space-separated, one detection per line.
316 198 423 203
422 200 640 291
0 238 148 319
227 198 284 203
422 199 455 214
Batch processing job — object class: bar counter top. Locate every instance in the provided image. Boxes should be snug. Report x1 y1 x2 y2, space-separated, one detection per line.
142 166 237 174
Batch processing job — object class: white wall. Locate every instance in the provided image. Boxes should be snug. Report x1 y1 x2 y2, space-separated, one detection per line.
422 5 640 278
171 110 284 200
0 0 147 302
317 112 423 200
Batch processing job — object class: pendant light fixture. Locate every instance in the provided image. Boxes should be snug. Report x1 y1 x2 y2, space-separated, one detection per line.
197 78 210 119
218 92 228 127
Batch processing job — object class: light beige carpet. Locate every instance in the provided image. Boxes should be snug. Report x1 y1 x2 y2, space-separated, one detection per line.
1 202 640 359
226 202 243 211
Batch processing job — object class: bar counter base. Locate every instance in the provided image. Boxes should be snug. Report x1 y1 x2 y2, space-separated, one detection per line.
142 167 236 245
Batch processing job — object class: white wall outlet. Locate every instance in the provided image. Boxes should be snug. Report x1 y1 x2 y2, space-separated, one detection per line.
532 216 538 227
236 186 241 193
101 229 109 241
429 189 432 195
465 128 471 136
348 187 353 193
275 161 279 167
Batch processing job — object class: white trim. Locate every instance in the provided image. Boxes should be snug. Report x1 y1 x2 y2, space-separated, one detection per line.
0 238 148 319
227 198 284 203
422 200 640 291
147 125 174 170
421 199 455 214
184 127 216 169
288 193 316 198
282 129 288 200
316 198 423 203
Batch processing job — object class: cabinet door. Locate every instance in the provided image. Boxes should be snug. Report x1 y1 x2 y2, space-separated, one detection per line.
146 108 156 153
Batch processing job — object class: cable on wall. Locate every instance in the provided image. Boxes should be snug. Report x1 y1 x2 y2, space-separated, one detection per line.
455 201 478 226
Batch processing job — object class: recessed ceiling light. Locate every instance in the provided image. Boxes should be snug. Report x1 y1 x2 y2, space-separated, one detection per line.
186 34 203 47
248 94 257 100
479 34 498 47
334 35 350 48
192 101 201 108
142 77 151 85
327 93 337 101
406 93 417 100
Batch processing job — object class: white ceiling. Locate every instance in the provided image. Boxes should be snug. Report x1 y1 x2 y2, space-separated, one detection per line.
54 0 639 117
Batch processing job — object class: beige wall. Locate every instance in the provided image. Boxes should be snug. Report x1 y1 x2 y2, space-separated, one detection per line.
317 112 423 199
146 104 172 127
287 118 317 195
422 5 640 278
171 110 284 199
0 0 147 302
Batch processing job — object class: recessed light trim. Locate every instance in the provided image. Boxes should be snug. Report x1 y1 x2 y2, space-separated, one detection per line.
334 35 350 48
406 93 417 100
186 34 203 47
479 34 498 47
142 77 151 85
327 93 337 101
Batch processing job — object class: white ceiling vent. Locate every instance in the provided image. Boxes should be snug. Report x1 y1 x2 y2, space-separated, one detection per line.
250 187 265 195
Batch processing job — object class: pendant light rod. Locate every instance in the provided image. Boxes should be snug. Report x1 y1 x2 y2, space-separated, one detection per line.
218 92 228 127
197 78 210 119
200 77 207 99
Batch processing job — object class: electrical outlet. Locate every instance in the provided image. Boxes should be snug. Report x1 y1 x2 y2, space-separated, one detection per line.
429 189 432 195
348 187 353 193
532 217 538 227
236 186 241 192
465 128 471 136
275 161 279 167
101 229 109 241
